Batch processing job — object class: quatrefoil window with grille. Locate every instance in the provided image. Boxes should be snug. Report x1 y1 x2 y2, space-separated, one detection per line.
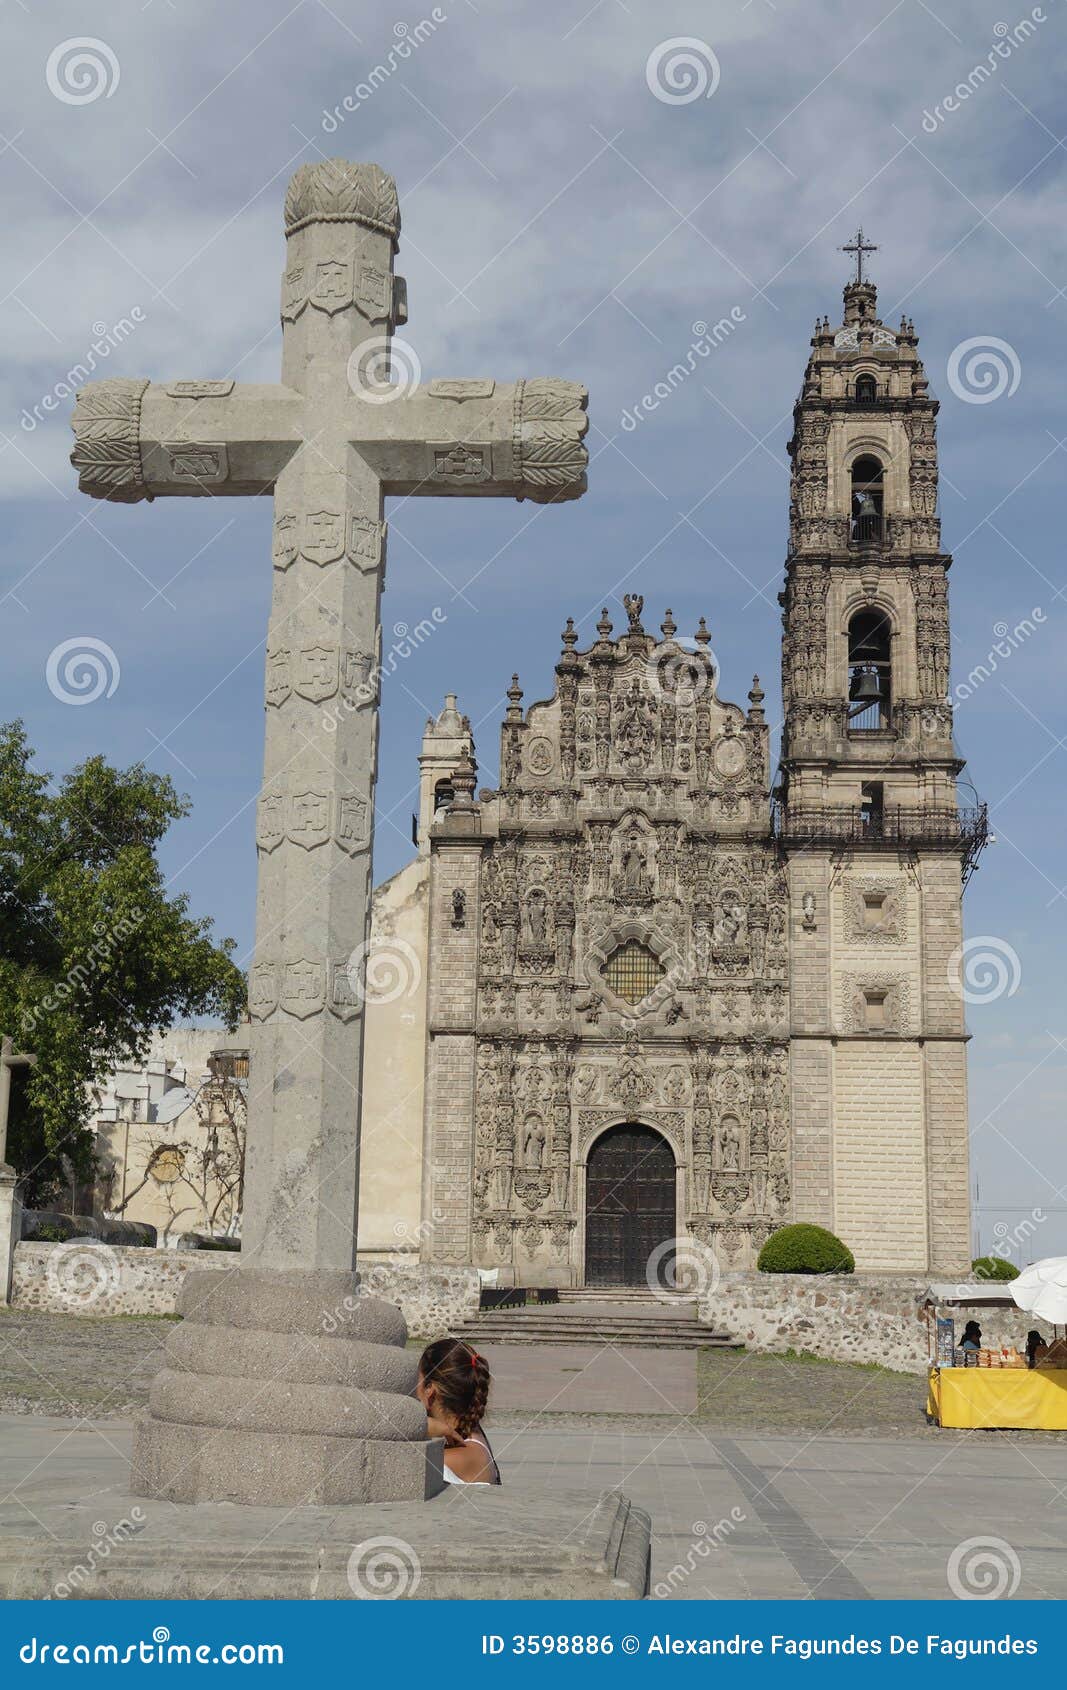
601 941 665 1005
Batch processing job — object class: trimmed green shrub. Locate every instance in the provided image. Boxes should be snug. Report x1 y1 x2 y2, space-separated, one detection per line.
757 1223 855 1275
971 1255 1019 1282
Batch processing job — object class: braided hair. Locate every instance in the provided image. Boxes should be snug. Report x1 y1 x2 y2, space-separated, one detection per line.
418 1338 491 1439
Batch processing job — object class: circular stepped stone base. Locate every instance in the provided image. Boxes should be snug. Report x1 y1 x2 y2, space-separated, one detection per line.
131 1266 443 1507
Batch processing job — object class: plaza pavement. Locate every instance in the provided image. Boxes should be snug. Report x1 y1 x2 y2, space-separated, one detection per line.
2 1413 1066 1600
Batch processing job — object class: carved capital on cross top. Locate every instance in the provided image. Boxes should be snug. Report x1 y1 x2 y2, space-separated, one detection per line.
283 159 400 243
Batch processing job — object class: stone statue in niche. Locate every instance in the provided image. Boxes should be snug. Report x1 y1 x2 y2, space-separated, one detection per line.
522 1114 546 1169
717 1117 742 1171
451 888 466 929
621 831 647 893
525 888 548 946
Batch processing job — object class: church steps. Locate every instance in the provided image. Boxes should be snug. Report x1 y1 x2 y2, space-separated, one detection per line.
452 1303 734 1349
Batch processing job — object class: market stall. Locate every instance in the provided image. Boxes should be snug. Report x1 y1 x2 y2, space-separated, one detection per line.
923 1271 1067 1431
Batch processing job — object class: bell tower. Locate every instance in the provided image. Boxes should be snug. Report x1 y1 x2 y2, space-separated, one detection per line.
776 233 986 1273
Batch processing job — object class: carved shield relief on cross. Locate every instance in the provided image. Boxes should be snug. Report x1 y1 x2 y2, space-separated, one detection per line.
161 443 228 485
280 958 326 1018
430 444 491 485
347 515 383 571
272 513 299 570
248 961 279 1021
281 263 308 322
264 645 291 707
310 257 353 315
293 644 339 703
256 788 286 853
336 793 370 855
303 509 346 565
288 786 331 849
355 263 391 323
327 958 363 1022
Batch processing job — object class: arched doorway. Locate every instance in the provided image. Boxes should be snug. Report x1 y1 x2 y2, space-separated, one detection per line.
585 1123 676 1286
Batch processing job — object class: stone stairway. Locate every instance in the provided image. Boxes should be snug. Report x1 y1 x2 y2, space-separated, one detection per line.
454 1292 734 1350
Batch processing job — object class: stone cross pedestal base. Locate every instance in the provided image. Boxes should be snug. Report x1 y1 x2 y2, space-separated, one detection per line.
131 1268 442 1506
1 1418 651 1599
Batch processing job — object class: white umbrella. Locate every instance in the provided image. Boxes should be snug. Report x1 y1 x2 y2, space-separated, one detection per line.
1011 1257 1067 1326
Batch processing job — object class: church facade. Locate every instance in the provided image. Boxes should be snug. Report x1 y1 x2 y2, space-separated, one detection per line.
357 269 986 1282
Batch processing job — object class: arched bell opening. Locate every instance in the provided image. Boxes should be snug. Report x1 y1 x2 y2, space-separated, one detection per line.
847 607 892 731
850 454 884 546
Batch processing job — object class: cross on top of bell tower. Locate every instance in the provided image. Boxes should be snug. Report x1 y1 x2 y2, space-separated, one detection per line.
840 227 878 284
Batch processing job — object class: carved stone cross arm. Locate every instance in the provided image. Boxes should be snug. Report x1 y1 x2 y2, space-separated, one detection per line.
354 378 589 503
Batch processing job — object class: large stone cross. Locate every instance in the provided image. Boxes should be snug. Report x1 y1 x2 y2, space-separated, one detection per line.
72 160 588 1282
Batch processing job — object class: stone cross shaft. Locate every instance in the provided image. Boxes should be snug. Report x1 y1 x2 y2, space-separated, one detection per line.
0 1036 36 1172
72 159 589 1277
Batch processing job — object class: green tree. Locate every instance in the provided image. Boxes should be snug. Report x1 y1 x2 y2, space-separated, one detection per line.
0 722 246 1206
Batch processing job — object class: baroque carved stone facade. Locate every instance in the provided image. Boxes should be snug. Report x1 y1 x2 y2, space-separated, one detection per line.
357 264 983 1282
421 595 792 1282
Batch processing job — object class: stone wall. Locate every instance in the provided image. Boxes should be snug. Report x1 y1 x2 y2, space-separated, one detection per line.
10 1243 480 1337
702 1272 1051 1376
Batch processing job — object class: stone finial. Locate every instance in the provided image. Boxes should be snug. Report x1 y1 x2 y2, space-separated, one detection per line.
560 617 578 662
506 674 524 721
661 608 677 640
450 745 478 809
513 379 589 504
695 616 711 648
283 159 400 242
747 675 766 723
596 607 613 640
429 693 464 736
70 377 151 503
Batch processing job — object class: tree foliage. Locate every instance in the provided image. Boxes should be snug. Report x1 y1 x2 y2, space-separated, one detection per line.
0 722 246 1204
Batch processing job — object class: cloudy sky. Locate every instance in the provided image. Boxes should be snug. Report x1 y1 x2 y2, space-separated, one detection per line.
3 0 1065 1259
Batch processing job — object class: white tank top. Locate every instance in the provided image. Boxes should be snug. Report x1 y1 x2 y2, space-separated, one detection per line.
441 1430 501 1487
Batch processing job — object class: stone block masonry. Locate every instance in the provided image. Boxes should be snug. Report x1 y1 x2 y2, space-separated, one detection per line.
11 1244 480 1337
702 1272 1048 1375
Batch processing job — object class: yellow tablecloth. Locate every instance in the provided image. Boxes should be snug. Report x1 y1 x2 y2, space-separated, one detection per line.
927 1366 1067 1430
